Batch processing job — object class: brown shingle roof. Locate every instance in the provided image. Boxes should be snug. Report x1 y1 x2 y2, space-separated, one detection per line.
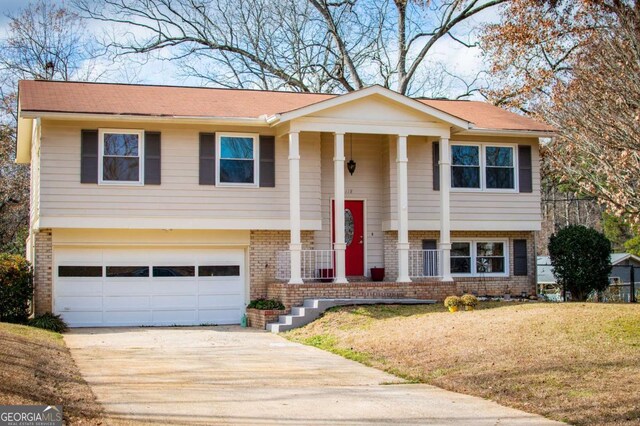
18 80 553 132
418 99 554 132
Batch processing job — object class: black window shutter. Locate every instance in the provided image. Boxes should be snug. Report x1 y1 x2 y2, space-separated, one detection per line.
81 130 98 183
144 132 161 185
432 142 440 191
514 239 528 276
518 145 532 193
199 133 216 185
259 135 275 187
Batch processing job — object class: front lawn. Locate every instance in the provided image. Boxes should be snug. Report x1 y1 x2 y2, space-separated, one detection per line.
0 322 103 424
285 302 640 426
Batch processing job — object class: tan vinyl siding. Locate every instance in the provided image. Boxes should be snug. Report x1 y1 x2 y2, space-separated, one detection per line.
39 120 320 226
388 135 541 230
316 133 386 271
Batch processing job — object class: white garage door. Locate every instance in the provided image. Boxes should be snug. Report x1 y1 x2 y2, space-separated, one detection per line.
53 247 246 327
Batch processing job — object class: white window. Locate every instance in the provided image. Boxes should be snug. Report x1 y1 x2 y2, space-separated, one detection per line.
485 146 515 189
98 129 143 185
450 143 516 191
451 240 508 277
451 242 472 274
216 133 259 186
451 145 480 189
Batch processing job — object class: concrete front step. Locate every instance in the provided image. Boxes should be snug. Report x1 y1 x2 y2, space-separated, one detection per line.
266 298 435 333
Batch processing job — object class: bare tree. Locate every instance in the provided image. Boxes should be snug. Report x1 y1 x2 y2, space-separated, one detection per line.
545 5 640 224
0 1 98 254
74 0 505 95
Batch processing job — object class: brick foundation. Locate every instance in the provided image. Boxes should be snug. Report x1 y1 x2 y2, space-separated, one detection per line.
267 280 455 309
254 229 536 307
383 230 536 297
33 229 53 315
249 230 314 300
246 308 287 329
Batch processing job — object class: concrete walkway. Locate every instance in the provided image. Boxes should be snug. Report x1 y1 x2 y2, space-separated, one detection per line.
65 327 562 425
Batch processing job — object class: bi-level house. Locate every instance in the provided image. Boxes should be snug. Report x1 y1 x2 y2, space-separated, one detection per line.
17 80 553 327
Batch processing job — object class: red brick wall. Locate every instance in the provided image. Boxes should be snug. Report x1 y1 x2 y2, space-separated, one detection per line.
246 308 287 329
249 230 314 300
33 229 53 314
267 280 457 309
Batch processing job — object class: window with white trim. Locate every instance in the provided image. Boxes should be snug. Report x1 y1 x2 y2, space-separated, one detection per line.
451 242 472 274
450 143 516 191
451 145 480 188
99 129 143 184
451 240 508 276
485 146 515 189
216 133 259 186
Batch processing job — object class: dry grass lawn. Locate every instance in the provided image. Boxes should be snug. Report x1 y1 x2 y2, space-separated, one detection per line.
0 322 103 425
285 302 640 426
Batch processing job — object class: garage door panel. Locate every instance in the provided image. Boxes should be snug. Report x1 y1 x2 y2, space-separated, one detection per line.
152 310 197 324
103 310 152 325
58 311 103 326
103 282 153 296
56 296 102 311
152 280 197 295
54 246 246 327
152 295 197 309
198 281 242 294
199 309 243 325
103 296 151 310
199 294 244 309
55 281 102 297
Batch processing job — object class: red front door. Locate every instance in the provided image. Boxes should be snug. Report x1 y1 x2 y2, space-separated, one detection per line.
332 200 365 276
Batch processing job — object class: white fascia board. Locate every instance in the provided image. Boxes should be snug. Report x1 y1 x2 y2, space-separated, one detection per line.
39 216 323 231
383 219 541 232
19 110 269 126
288 117 451 138
457 128 556 138
16 115 34 164
268 85 471 129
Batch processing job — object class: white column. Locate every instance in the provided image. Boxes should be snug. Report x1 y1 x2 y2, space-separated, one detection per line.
396 135 411 283
439 137 453 282
288 132 303 284
333 132 348 283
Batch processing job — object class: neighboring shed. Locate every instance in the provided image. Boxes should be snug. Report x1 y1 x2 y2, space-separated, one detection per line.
537 253 640 285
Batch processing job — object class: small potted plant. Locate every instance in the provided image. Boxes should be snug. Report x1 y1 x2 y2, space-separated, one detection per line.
370 266 385 282
444 295 461 313
503 286 512 301
461 294 478 311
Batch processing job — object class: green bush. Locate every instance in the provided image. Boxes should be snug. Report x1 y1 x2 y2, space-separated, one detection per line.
548 225 612 301
0 254 33 324
29 312 68 333
247 298 285 310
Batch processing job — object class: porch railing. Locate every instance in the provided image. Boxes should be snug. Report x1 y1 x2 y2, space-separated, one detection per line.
408 249 442 278
276 250 335 282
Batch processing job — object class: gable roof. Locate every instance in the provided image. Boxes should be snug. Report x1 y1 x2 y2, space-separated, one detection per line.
268 85 471 129
18 80 553 133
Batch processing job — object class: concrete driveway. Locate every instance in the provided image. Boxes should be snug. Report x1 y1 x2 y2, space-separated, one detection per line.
65 327 562 425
